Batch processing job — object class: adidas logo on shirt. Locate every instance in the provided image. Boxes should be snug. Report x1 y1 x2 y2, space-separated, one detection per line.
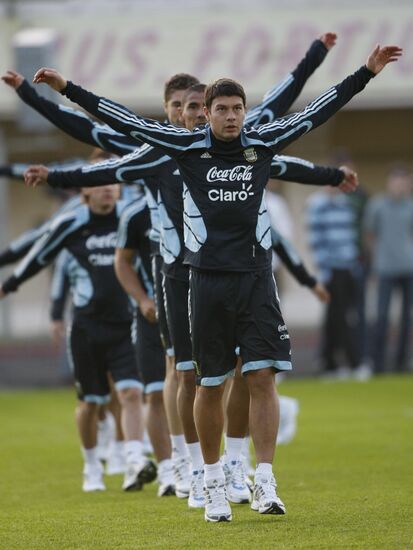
201 152 212 159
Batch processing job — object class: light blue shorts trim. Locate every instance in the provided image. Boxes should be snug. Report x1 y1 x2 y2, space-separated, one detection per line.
176 360 195 372
200 368 235 387
83 394 111 405
114 379 144 392
166 347 175 357
145 381 165 394
242 359 292 376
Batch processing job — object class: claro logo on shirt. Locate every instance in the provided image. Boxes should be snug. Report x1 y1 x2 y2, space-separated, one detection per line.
207 165 254 202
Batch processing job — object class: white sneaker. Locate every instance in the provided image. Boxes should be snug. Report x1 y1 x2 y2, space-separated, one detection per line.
353 363 372 382
188 469 205 508
122 459 157 491
157 460 176 497
173 456 191 498
204 478 232 522
223 460 251 504
106 446 126 475
82 462 106 492
251 474 286 515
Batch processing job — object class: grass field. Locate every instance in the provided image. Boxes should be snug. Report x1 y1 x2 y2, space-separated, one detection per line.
0 376 412 549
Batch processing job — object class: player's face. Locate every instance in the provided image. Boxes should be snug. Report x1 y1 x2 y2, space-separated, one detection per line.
387 174 412 198
164 90 186 125
82 184 120 213
181 91 206 131
204 96 245 142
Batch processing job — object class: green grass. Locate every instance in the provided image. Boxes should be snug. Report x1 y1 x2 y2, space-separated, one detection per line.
0 376 412 549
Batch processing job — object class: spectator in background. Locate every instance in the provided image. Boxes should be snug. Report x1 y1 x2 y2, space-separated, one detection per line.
307 186 370 381
363 166 413 374
332 151 370 365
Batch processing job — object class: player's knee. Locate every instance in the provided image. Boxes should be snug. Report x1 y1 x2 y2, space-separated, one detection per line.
118 387 141 406
178 370 196 392
246 368 275 395
146 390 164 406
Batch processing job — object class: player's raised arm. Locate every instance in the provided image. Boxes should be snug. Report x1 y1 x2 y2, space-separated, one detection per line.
32 68 204 157
0 211 80 297
257 44 402 153
270 156 358 192
245 32 336 126
25 145 170 190
2 69 137 155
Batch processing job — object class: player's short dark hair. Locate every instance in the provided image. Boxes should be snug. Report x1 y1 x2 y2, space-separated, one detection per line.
182 83 207 106
164 73 200 102
204 78 246 110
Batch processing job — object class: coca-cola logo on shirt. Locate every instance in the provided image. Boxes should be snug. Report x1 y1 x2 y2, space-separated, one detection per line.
206 165 253 183
85 232 118 250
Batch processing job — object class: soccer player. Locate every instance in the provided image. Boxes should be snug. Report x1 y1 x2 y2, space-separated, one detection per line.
0 186 157 493
23 83 356 507
24 42 402 522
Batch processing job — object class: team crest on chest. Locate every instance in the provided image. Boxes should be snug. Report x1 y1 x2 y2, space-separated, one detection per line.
243 147 257 163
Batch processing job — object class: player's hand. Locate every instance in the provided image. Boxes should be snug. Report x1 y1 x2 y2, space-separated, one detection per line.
33 67 67 92
50 320 65 346
366 45 402 75
0 287 5 300
24 165 49 187
320 32 337 50
338 165 359 193
1 70 24 89
312 282 330 303
139 296 157 323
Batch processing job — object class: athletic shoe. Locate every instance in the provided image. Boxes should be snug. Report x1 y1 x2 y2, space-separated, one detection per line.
251 474 286 515
82 462 106 492
353 363 372 382
223 460 251 504
204 478 232 522
188 469 205 508
122 459 157 491
106 447 126 475
157 460 176 497
173 456 191 498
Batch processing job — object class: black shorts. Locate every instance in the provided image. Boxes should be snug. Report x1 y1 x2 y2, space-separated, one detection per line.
133 308 166 394
189 268 292 386
68 316 142 403
163 273 193 371
151 254 174 357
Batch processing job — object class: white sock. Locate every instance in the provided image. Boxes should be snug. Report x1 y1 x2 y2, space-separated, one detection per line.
158 458 173 473
187 441 204 472
171 434 188 460
82 446 99 465
255 462 273 479
204 461 225 483
124 440 144 464
242 436 250 456
225 436 244 463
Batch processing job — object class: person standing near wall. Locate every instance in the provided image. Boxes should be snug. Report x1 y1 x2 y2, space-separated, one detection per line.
363 167 413 374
